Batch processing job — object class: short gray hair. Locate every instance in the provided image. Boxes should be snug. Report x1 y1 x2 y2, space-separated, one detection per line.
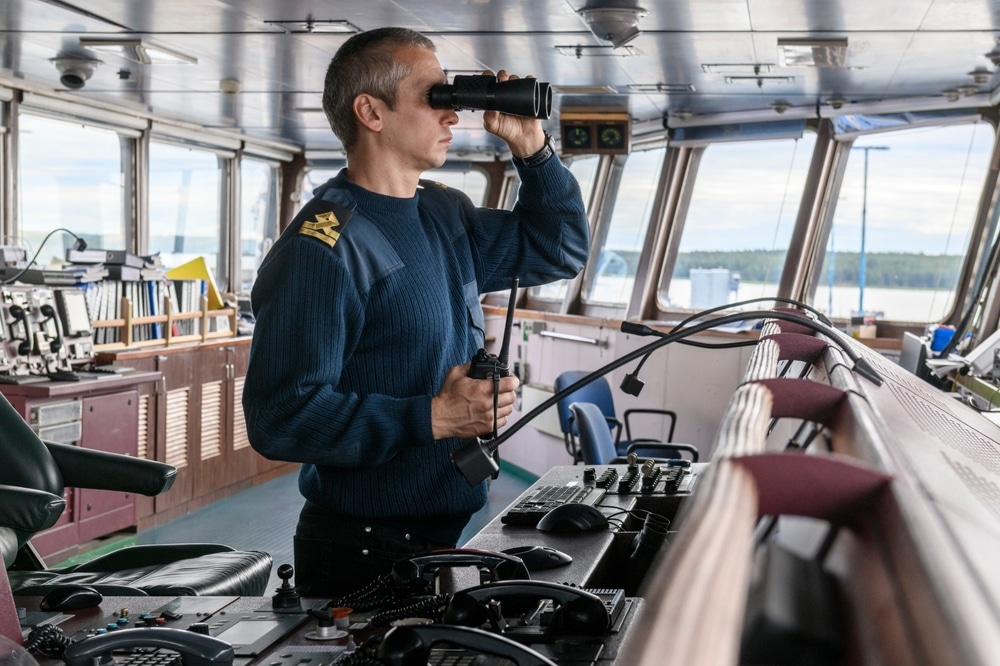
323 27 435 151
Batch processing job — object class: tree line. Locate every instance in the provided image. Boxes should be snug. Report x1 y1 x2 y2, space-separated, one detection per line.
638 249 964 289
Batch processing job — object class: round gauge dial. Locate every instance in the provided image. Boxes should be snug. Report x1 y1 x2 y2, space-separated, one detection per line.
597 124 626 149
563 124 592 149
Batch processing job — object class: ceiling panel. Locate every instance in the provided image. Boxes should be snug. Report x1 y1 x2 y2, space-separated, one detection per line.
1 0 998 155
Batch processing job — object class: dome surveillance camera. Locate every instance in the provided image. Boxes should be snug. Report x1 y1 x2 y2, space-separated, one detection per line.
51 57 101 90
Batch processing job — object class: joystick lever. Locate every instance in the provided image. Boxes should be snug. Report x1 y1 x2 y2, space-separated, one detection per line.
271 563 301 610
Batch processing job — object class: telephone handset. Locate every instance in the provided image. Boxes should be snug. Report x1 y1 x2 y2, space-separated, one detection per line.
390 548 530 594
443 580 610 642
62 628 234 666
375 624 557 666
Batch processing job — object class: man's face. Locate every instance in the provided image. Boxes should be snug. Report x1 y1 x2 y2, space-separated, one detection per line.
379 46 459 173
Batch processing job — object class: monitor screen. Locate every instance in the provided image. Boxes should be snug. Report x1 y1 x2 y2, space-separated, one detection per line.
55 289 91 337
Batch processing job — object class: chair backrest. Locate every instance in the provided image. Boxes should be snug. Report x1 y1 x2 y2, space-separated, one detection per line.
0 393 63 498
569 402 620 465
555 371 617 438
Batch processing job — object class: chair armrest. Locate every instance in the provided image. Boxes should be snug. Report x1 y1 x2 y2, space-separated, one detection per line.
0 485 65 532
624 439 699 462
43 441 177 496
623 408 677 443
69 544 236 572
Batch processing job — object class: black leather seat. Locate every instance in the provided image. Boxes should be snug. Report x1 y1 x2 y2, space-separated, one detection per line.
0 392 272 597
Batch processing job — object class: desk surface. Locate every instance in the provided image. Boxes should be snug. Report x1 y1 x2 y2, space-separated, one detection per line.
13 462 699 665
15 592 643 666
0 370 161 398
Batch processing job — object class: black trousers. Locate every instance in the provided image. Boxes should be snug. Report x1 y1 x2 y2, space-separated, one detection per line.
293 500 455 598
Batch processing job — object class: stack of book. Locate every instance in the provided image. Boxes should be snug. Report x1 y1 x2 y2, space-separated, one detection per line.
63 249 178 345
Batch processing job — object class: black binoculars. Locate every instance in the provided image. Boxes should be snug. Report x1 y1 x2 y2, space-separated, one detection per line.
429 75 552 119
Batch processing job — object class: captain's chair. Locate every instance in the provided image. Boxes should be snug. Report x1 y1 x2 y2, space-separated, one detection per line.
0 392 272 597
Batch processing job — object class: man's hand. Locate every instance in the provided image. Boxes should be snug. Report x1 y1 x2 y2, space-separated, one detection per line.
432 363 520 439
482 69 546 159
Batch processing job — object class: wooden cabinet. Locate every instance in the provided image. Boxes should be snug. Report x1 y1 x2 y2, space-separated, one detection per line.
1 374 157 561
97 338 295 528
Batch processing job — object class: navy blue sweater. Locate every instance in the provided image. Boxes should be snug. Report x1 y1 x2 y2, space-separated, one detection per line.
243 157 588 541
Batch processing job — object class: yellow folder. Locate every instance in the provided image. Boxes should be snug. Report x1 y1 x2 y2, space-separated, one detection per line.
166 256 224 310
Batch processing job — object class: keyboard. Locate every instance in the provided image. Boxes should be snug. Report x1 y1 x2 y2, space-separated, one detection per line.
501 484 605 527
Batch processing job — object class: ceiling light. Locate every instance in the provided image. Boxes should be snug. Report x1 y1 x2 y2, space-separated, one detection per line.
771 100 790 114
968 67 993 84
956 84 981 97
827 97 847 110
264 18 360 34
578 5 647 49
555 44 638 58
986 37 1000 67
777 38 848 67
724 75 794 85
942 88 961 102
628 83 695 93
79 37 197 64
702 63 775 75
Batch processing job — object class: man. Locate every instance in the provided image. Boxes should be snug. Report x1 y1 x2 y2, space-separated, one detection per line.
243 26 589 597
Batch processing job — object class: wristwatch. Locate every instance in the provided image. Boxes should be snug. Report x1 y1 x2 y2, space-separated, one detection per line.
512 133 556 168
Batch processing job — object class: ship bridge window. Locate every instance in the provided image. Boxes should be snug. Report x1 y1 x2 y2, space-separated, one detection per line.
584 146 666 305
240 158 279 294
814 122 994 324
661 132 816 311
148 142 223 282
531 154 601 303
17 114 126 255
300 166 488 206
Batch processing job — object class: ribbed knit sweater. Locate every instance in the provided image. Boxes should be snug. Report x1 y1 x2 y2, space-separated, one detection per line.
243 157 588 542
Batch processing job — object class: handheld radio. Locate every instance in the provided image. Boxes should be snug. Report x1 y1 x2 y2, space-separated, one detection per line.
468 278 518 452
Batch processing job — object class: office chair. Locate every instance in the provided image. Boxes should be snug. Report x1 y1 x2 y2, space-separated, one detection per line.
0 392 272 597
569 402 699 465
555 370 697 462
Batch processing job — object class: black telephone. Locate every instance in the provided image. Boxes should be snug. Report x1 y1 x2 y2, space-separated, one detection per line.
62 627 234 666
375 624 557 666
390 548 530 594
442 580 610 643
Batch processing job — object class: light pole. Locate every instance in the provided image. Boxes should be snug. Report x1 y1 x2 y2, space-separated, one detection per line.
853 145 889 316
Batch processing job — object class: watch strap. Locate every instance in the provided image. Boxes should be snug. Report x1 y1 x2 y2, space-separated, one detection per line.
512 133 555 168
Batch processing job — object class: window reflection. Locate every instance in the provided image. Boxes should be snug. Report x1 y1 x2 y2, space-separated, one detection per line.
17 114 124 258
664 133 816 311
240 159 278 293
585 148 665 305
148 142 222 279
816 123 993 323
532 155 599 302
301 167 488 206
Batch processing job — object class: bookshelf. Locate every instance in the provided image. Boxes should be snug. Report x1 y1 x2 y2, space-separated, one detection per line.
91 293 238 351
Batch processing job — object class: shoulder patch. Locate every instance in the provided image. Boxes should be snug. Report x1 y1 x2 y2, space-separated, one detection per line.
300 205 353 248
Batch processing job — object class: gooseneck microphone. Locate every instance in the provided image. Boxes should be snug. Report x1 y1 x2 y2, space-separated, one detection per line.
2 227 87 285
451 307 883 486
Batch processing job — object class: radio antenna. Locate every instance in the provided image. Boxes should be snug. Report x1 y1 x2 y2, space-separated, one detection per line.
498 277 519 369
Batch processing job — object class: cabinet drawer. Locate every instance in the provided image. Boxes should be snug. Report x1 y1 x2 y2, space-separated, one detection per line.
33 420 83 444
29 400 82 427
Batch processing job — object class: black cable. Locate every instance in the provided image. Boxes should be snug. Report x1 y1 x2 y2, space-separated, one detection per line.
453 307 882 485
2 227 87 285
627 295 830 376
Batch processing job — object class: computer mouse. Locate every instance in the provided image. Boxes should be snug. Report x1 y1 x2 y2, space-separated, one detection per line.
502 545 573 570
39 584 103 612
535 503 609 533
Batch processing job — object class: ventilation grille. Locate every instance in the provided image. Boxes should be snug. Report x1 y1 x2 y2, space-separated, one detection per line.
137 394 150 459
233 376 250 450
165 387 189 468
201 380 223 460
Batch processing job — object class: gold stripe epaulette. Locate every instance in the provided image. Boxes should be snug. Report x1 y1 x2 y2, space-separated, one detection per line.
300 209 342 248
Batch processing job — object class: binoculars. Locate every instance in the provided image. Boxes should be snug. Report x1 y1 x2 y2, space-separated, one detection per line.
429 75 552 119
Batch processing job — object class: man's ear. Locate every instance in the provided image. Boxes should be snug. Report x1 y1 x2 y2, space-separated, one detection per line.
354 93 384 132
